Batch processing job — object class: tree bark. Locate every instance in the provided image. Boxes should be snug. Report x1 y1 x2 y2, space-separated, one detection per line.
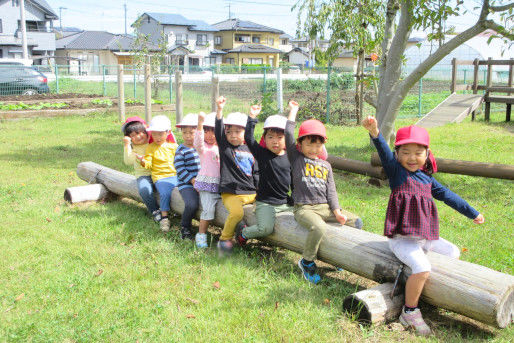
75 162 514 328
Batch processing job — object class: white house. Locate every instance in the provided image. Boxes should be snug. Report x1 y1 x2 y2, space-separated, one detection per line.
279 33 293 53
0 0 57 65
132 13 224 70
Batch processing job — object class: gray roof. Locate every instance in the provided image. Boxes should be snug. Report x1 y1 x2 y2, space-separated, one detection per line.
142 13 218 32
212 19 283 34
286 47 309 56
56 31 159 51
279 33 293 40
228 44 283 54
210 49 227 55
32 0 58 19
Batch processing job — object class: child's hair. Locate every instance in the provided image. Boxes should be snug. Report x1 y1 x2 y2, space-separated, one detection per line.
395 145 435 175
124 121 146 136
298 134 326 144
263 127 285 136
204 126 214 133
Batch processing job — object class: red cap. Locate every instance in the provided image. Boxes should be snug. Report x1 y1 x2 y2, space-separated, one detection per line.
395 125 429 147
298 119 327 139
121 116 147 134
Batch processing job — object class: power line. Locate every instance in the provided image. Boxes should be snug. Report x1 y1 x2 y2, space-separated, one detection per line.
224 0 294 7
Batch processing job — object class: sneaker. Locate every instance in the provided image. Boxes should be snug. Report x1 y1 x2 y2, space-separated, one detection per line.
180 227 194 240
159 217 170 232
217 239 233 257
399 307 432 336
235 222 247 246
195 233 208 248
298 259 321 284
151 210 162 223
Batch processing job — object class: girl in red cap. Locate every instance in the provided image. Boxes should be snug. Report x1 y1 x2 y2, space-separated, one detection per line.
362 116 484 335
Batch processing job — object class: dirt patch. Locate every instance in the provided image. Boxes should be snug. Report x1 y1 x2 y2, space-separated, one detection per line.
0 93 102 101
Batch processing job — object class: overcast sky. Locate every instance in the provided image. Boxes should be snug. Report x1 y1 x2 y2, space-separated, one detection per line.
47 0 494 38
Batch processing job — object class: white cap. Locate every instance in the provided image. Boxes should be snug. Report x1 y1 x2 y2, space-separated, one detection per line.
147 115 171 132
176 113 198 128
263 115 287 130
224 112 247 127
203 112 216 128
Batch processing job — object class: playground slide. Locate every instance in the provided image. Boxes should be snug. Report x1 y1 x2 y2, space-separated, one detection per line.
416 93 484 128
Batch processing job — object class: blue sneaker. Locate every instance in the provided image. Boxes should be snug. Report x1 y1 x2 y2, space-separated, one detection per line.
298 259 321 284
195 233 208 248
217 239 233 257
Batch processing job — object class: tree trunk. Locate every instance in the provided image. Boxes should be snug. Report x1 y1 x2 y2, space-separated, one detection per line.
75 162 514 328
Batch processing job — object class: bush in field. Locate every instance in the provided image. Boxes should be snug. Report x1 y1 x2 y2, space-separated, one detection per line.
252 91 276 120
263 73 354 93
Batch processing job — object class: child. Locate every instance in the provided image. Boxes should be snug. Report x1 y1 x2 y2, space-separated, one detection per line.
214 96 258 255
175 113 201 240
235 106 293 246
140 115 179 233
122 116 161 223
362 116 484 335
193 112 220 248
286 101 362 284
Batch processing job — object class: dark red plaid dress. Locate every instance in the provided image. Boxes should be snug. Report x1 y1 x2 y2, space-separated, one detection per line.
385 176 439 239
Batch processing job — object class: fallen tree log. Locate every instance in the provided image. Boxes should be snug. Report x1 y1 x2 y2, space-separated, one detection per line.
64 184 112 203
75 161 514 328
371 153 514 180
327 156 387 180
342 282 404 324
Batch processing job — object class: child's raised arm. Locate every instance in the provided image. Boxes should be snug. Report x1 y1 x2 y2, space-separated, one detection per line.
216 96 226 119
249 104 261 119
194 112 206 153
214 96 227 145
287 100 299 122
245 104 262 153
362 116 379 138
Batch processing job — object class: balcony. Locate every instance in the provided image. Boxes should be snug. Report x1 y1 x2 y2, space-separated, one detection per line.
196 41 208 47
175 40 189 46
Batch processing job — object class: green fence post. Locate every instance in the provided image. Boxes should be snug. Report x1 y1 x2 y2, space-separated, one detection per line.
54 64 59 94
102 65 106 96
169 66 173 103
418 78 423 117
463 69 467 85
133 67 137 100
326 65 331 123
263 66 267 94
482 70 486 94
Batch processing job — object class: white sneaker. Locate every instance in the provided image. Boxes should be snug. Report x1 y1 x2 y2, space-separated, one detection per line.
159 217 170 232
195 233 208 248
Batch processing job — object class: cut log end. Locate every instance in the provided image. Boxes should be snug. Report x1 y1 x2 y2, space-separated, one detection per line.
497 285 514 328
64 183 111 204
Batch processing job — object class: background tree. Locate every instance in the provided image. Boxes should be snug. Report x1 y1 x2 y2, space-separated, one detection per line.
296 0 514 142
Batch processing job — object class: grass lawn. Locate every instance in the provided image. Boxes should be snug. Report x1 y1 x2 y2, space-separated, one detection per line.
0 109 512 342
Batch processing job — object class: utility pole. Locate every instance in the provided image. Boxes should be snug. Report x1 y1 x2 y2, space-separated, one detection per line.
19 0 28 59
59 7 67 33
124 3 127 35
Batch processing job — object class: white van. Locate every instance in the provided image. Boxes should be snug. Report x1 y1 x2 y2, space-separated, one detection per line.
0 58 33 66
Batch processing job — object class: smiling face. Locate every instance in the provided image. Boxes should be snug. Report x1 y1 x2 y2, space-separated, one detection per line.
151 131 168 145
128 130 148 146
225 125 245 146
180 126 196 147
299 135 324 159
204 127 216 145
264 128 285 155
396 143 428 172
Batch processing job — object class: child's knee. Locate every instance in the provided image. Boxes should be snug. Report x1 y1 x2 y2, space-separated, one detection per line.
448 245 460 259
228 205 244 221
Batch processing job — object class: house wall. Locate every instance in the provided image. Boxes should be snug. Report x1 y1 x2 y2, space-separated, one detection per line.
223 52 280 67
288 51 308 66
162 25 214 60
332 57 357 72
136 15 163 45
54 49 119 74
214 30 281 50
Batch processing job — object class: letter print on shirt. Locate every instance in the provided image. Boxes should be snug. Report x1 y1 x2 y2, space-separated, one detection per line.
302 158 328 189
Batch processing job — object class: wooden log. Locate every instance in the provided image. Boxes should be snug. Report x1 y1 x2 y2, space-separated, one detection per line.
327 155 387 180
342 283 404 324
75 162 514 328
370 153 514 180
64 184 111 203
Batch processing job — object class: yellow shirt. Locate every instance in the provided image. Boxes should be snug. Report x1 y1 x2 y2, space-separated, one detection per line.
124 143 151 178
143 142 179 182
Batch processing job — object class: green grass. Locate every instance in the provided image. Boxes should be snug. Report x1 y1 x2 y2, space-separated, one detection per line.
0 110 512 342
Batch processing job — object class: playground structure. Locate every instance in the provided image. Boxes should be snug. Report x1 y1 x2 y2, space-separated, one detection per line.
67 161 514 328
416 58 513 128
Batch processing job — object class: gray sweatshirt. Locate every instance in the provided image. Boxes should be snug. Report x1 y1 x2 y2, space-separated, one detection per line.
285 120 340 211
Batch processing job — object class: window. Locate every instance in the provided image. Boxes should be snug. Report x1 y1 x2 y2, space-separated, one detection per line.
214 36 222 45
252 36 260 43
196 34 207 46
268 38 274 45
12 0 19 7
176 34 188 45
225 58 235 64
281 39 288 45
0 19 2 34
248 58 263 64
235 34 250 43
268 57 274 66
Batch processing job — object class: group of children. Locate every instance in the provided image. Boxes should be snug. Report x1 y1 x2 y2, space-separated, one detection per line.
122 97 484 336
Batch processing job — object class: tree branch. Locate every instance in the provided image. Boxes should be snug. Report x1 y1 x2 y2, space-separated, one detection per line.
490 3 514 12
484 19 514 40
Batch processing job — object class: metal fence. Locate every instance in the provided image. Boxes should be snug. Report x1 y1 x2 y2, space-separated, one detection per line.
1 63 507 123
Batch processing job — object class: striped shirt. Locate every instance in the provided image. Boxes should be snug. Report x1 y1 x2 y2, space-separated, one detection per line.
174 144 200 190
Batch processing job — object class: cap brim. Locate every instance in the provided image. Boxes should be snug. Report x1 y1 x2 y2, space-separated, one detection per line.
395 138 428 146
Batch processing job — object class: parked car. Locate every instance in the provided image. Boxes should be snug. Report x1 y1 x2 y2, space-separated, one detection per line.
0 66 49 95
0 58 33 66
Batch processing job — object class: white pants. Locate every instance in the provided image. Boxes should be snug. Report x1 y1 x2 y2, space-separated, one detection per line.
388 235 460 274
198 191 221 221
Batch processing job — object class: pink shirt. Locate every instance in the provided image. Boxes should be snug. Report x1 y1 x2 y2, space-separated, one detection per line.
193 130 220 192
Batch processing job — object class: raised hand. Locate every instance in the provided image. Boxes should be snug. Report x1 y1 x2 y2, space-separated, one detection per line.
216 96 226 110
249 104 261 118
362 116 379 137
288 100 299 121
123 136 132 146
198 111 206 124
